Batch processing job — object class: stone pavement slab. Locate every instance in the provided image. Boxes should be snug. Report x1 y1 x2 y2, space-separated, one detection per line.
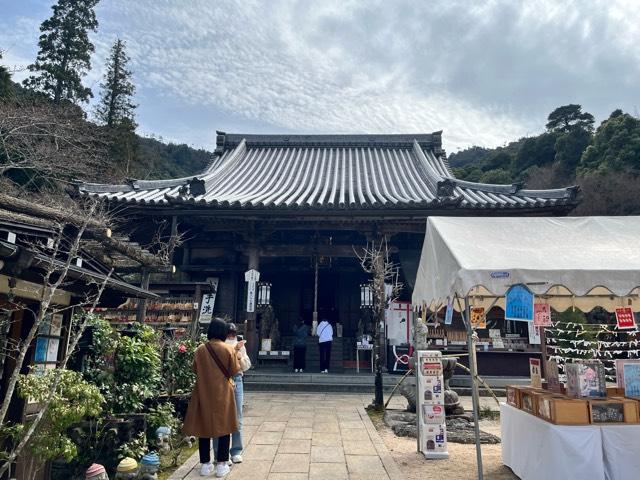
169 392 404 480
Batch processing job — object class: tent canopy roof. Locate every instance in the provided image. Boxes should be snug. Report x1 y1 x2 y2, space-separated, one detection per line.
412 216 640 312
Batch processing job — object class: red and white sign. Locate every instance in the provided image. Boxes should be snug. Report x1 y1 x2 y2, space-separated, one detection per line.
534 303 552 327
615 307 636 329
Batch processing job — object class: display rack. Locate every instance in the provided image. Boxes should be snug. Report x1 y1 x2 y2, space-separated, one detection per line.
92 296 198 330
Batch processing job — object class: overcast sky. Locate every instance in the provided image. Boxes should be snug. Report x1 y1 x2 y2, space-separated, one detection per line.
1 0 639 152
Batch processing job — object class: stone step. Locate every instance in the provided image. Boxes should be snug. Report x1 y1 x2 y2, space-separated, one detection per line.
244 371 526 395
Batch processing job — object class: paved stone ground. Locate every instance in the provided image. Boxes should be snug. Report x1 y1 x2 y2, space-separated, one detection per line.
169 392 405 480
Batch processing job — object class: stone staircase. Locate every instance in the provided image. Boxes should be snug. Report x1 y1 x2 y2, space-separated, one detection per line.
243 370 529 394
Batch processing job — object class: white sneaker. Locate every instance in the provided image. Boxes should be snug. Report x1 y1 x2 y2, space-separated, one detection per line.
200 462 214 476
299 369 303 373
294 369 298 373
215 463 231 478
231 454 243 463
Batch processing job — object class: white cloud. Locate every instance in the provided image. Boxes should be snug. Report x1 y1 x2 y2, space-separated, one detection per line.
3 0 640 151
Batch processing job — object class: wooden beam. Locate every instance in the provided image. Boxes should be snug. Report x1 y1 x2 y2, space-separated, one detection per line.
237 244 399 258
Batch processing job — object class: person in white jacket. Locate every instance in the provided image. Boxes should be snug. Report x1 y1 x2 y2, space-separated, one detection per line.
316 318 333 373
213 321 251 464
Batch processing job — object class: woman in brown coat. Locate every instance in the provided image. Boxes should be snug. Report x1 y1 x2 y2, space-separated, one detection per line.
184 318 241 478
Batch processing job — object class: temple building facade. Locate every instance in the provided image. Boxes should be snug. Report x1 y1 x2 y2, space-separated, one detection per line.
80 131 579 374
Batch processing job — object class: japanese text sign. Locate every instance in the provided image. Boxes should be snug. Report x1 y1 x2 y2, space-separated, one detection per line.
534 303 552 327
615 307 636 329
505 284 534 322
470 307 486 329
245 269 260 313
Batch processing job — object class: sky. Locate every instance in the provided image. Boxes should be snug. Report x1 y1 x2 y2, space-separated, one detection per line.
1 0 639 153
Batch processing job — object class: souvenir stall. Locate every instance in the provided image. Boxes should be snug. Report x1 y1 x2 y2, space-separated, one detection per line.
412 216 640 480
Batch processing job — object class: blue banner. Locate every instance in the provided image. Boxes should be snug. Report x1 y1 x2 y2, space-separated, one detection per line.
444 297 453 325
505 284 534 321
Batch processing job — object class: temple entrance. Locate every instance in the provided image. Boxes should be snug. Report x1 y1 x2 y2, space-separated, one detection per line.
256 256 367 373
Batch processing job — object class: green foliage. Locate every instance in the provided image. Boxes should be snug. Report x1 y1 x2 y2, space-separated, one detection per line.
546 104 595 133
448 146 490 168
513 132 557 173
163 338 197 395
0 51 14 99
554 128 592 177
579 111 640 174
112 324 162 413
83 320 161 414
117 431 147 460
17 369 104 462
23 0 100 104
95 39 136 128
146 402 191 468
131 136 212 179
479 168 512 184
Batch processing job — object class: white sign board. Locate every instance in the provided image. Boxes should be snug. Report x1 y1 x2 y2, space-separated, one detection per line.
199 278 219 322
245 269 260 313
385 301 412 346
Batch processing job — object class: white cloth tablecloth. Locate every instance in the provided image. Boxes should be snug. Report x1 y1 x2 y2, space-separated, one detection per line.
601 424 640 480
500 403 605 480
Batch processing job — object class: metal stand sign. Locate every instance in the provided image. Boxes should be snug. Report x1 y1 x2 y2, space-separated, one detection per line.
417 350 449 459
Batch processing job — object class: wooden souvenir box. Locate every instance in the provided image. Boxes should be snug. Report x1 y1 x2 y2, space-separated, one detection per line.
588 398 639 424
520 388 542 415
537 395 590 425
506 385 520 407
606 387 625 397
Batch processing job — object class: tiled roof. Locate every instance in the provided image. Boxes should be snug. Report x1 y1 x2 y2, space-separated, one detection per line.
79 132 579 211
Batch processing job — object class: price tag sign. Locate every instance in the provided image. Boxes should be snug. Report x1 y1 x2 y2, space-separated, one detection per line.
615 307 636 329
534 303 552 327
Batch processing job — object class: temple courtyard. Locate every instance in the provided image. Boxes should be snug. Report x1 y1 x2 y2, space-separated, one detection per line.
168 392 514 480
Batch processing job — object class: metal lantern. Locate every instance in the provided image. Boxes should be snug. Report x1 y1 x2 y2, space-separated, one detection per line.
360 283 373 308
257 281 272 306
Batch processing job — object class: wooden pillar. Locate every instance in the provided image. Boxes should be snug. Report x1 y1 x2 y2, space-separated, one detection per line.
246 245 260 362
136 269 150 323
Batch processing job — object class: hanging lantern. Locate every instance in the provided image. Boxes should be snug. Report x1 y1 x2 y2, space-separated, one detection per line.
257 282 272 306
360 283 373 308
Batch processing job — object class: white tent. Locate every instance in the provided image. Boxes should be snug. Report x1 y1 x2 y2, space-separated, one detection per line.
411 216 640 480
413 216 640 312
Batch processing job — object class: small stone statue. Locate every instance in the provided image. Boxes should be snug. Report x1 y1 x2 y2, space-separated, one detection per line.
85 464 108 480
155 426 172 451
114 457 138 479
442 358 464 415
138 452 160 480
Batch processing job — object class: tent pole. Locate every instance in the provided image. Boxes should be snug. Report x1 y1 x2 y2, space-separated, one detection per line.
465 297 484 480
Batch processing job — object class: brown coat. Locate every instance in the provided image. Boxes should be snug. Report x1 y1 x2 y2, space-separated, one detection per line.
183 340 241 438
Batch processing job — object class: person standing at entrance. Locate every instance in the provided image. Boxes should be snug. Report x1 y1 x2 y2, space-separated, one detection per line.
317 318 333 373
293 317 309 373
183 318 240 478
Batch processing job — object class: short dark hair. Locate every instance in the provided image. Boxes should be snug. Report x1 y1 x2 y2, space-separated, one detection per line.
227 323 237 334
207 317 229 341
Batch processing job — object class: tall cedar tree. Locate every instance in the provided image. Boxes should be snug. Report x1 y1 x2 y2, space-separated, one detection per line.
23 0 99 104
95 39 136 127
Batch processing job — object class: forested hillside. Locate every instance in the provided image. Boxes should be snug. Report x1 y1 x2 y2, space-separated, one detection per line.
449 105 640 215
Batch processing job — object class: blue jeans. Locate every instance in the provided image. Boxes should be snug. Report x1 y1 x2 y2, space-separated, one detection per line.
213 373 243 458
